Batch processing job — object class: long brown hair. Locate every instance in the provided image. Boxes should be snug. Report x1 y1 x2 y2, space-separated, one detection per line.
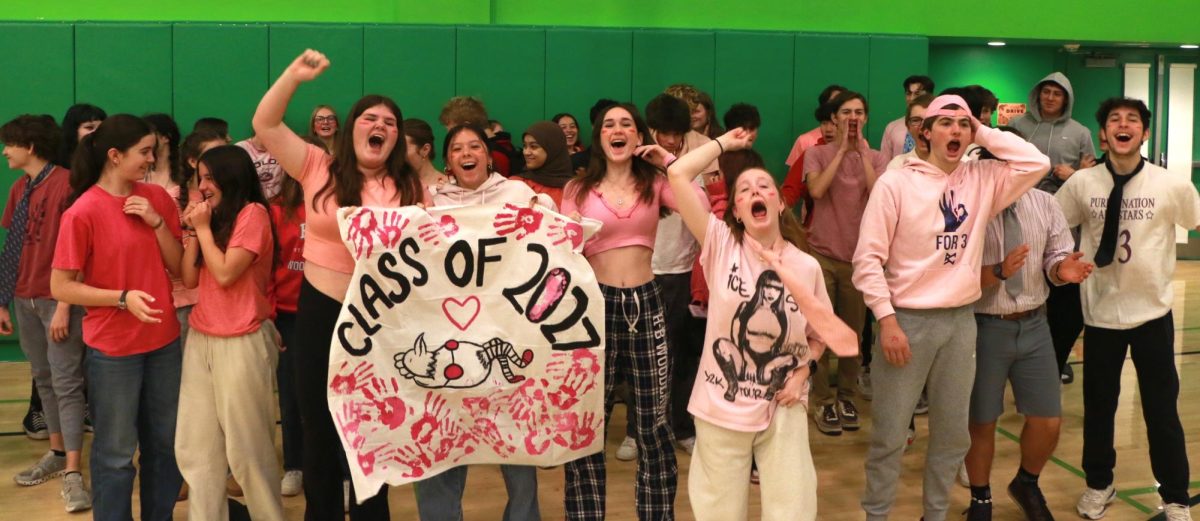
720 150 806 249
313 95 422 210
570 103 663 208
69 114 153 204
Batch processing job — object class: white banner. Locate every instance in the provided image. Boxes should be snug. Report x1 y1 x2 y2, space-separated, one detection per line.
328 203 605 498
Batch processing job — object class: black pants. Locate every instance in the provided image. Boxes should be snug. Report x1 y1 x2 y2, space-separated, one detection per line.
1046 281 1084 373
658 272 702 440
295 279 389 520
1082 312 1190 504
274 311 304 471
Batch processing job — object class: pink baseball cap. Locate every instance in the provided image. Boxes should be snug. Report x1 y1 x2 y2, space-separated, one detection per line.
924 94 977 123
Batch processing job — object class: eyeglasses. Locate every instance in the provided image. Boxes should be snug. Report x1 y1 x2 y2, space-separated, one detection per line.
906 117 924 126
313 115 337 123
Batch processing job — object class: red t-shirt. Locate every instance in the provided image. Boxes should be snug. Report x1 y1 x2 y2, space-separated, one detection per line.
52 183 182 356
189 203 274 337
269 202 305 314
2 166 71 300
512 177 565 209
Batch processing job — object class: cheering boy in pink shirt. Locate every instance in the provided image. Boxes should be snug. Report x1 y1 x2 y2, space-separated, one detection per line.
852 94 1049 521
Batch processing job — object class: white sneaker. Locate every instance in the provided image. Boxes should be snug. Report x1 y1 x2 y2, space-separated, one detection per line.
61 472 92 513
677 436 695 455
281 470 303 497
1076 485 1116 519
1164 503 1194 521
615 436 637 461
957 462 970 488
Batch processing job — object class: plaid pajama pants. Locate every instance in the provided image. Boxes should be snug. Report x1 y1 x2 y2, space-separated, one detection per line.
564 280 678 520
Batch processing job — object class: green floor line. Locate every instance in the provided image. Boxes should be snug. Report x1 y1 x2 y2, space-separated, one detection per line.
995 426 1086 480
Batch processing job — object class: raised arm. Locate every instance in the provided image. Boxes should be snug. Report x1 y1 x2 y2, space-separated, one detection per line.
663 128 753 245
976 125 1051 212
253 49 331 179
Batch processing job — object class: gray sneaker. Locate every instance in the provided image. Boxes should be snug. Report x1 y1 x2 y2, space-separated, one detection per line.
61 472 92 513
14 451 67 486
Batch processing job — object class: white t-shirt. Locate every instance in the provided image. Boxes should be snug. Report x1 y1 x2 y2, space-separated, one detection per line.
236 139 285 200
652 131 718 274
1056 162 1200 329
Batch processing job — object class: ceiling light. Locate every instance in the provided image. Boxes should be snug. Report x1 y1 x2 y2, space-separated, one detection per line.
988 41 1006 47
1182 44 1199 49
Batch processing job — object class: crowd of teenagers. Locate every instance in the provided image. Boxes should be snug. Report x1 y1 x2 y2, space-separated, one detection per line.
1 47 1195 521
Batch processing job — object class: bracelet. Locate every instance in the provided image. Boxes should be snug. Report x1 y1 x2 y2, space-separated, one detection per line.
117 290 129 311
714 138 725 154
152 217 165 229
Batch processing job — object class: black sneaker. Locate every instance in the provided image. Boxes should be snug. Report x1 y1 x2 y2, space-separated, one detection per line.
1008 476 1054 521
963 496 993 521
838 399 860 431
23 409 49 440
1061 364 1075 384
814 404 842 436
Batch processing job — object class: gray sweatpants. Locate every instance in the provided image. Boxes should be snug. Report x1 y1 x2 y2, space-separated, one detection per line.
14 297 87 451
862 306 976 521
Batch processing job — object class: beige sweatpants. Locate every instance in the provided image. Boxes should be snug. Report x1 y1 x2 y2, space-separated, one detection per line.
176 323 284 521
688 403 817 521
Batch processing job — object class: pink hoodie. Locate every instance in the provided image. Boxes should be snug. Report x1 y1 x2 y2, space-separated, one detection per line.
851 125 1050 318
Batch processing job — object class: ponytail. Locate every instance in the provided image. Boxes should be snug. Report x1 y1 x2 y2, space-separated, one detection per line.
68 114 153 204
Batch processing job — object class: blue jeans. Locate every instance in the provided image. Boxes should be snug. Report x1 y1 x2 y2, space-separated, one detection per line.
415 465 541 521
88 339 184 521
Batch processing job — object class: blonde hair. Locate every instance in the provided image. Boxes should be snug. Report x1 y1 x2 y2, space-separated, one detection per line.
439 96 489 128
665 84 702 111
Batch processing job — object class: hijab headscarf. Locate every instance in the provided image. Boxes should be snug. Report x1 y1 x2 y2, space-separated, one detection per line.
518 121 574 188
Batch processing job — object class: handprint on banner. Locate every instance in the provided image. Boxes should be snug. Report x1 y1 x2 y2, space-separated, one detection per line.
386 445 431 479
418 215 459 245
507 377 549 424
523 421 555 456
546 349 601 410
548 218 585 249
361 376 408 430
335 400 373 450
331 361 375 396
553 411 599 451
346 208 379 259
470 416 518 457
375 211 410 249
356 444 388 476
410 393 451 444
493 203 544 240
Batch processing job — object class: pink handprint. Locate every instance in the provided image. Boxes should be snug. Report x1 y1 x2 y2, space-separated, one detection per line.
418 215 459 245
548 218 585 249
523 422 554 456
506 378 548 424
361 377 408 430
346 208 378 259
546 350 601 410
471 417 517 457
374 211 409 249
410 393 450 444
356 445 386 476
388 445 430 478
493 203 544 239
330 361 374 396
553 411 599 451
335 400 373 450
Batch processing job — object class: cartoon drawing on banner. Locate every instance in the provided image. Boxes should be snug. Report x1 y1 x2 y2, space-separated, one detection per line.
712 270 805 402
395 334 535 388
328 203 606 497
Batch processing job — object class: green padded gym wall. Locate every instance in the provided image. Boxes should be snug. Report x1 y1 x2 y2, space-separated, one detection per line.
713 31 794 175
75 23 173 116
544 28 634 144
269 24 364 137
173 23 270 138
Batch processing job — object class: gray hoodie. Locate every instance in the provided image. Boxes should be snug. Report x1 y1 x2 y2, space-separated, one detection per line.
1011 72 1097 194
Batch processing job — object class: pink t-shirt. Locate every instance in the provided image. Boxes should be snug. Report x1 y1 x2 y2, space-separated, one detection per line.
802 142 887 262
294 144 400 274
688 215 828 432
52 183 183 356
189 204 274 337
784 127 823 167
561 175 690 258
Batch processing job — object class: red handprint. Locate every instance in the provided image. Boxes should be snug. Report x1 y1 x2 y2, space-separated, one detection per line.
471 417 517 457
430 415 474 463
374 211 409 249
507 378 548 424
548 218 585 249
546 350 601 410
462 387 508 418
493 203 544 239
523 422 554 456
335 400 373 450
553 411 599 451
410 393 450 444
356 444 386 476
361 376 408 430
330 361 373 396
387 445 430 478
418 215 459 245
346 208 379 259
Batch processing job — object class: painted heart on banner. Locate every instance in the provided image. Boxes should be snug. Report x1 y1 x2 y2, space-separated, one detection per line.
442 296 481 331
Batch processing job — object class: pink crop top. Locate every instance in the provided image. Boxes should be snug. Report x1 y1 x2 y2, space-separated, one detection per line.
293 144 403 274
561 175 704 257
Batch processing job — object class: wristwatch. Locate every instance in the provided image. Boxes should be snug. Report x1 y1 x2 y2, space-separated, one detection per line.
117 290 129 310
992 264 1008 281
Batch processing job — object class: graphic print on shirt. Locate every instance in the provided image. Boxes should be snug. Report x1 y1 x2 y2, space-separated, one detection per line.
394 333 535 389
711 270 804 402
936 189 972 265
1087 195 1158 264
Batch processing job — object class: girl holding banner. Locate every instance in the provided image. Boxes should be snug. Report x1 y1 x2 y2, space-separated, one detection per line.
252 49 425 520
411 123 553 521
664 127 859 521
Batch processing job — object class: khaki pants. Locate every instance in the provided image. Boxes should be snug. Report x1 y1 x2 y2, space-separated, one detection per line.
810 250 865 405
176 323 284 521
689 404 817 521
